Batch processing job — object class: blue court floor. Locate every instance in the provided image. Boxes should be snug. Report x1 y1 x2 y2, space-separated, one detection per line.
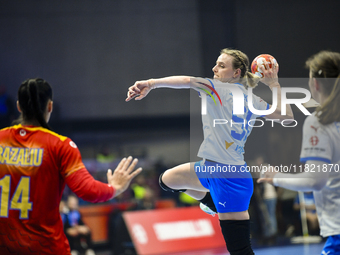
168 242 325 255
253 242 325 255
96 241 326 255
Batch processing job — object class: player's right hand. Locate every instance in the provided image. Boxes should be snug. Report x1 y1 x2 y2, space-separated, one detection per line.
126 80 153 102
107 156 142 198
260 59 279 88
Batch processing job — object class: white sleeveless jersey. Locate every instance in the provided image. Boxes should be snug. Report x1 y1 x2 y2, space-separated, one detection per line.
197 79 268 165
300 113 340 237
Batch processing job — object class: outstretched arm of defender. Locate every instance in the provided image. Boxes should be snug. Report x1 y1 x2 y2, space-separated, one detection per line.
107 156 142 197
65 156 142 203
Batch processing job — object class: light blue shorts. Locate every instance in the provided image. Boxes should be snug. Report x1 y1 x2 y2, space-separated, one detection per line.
195 160 253 213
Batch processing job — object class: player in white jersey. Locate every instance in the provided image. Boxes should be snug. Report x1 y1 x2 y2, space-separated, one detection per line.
197 79 268 166
258 51 340 255
126 48 294 255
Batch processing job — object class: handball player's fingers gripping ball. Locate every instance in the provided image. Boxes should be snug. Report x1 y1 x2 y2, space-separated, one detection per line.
251 54 278 78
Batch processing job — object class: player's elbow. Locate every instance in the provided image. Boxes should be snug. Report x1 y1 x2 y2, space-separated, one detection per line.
184 76 193 84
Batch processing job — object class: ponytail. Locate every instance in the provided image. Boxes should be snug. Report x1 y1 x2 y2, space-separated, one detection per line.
15 78 53 130
244 71 261 88
306 51 340 125
315 76 340 125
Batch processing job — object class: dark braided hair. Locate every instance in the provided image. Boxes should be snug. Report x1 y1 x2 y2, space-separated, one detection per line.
15 78 53 130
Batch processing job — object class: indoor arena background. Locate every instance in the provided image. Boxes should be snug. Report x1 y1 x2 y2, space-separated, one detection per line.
1 1 340 254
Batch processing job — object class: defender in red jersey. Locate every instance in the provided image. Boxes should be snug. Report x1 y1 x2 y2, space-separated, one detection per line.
0 78 142 255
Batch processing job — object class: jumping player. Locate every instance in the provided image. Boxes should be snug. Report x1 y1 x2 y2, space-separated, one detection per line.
126 48 294 255
0 78 142 254
258 50 340 255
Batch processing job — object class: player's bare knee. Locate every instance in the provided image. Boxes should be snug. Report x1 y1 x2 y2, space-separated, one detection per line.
159 172 186 193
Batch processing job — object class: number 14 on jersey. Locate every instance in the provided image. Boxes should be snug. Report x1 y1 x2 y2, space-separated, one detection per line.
0 175 33 219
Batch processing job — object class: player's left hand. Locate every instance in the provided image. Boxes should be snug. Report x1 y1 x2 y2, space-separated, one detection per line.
260 59 279 88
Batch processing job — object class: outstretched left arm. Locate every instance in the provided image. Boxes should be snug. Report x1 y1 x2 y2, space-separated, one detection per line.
258 160 329 191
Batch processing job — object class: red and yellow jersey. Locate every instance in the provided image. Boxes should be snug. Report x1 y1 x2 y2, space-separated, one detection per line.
0 124 114 254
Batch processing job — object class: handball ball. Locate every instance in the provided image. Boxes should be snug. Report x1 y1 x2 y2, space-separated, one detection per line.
251 54 278 78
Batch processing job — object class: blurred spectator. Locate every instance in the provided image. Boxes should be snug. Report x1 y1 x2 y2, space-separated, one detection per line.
131 174 147 200
276 188 299 237
135 186 156 210
0 85 16 128
64 195 95 255
131 174 156 210
179 192 199 207
294 192 320 236
59 200 69 224
109 179 156 255
144 168 161 199
96 144 116 164
248 155 272 244
262 181 278 241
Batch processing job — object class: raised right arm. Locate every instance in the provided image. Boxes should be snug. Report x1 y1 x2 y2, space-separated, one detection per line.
126 76 210 101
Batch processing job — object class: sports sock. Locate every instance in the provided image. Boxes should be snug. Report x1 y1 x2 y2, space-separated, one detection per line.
219 219 254 255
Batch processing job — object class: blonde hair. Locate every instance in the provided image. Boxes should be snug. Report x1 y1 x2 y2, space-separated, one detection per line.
306 50 340 125
220 48 260 88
